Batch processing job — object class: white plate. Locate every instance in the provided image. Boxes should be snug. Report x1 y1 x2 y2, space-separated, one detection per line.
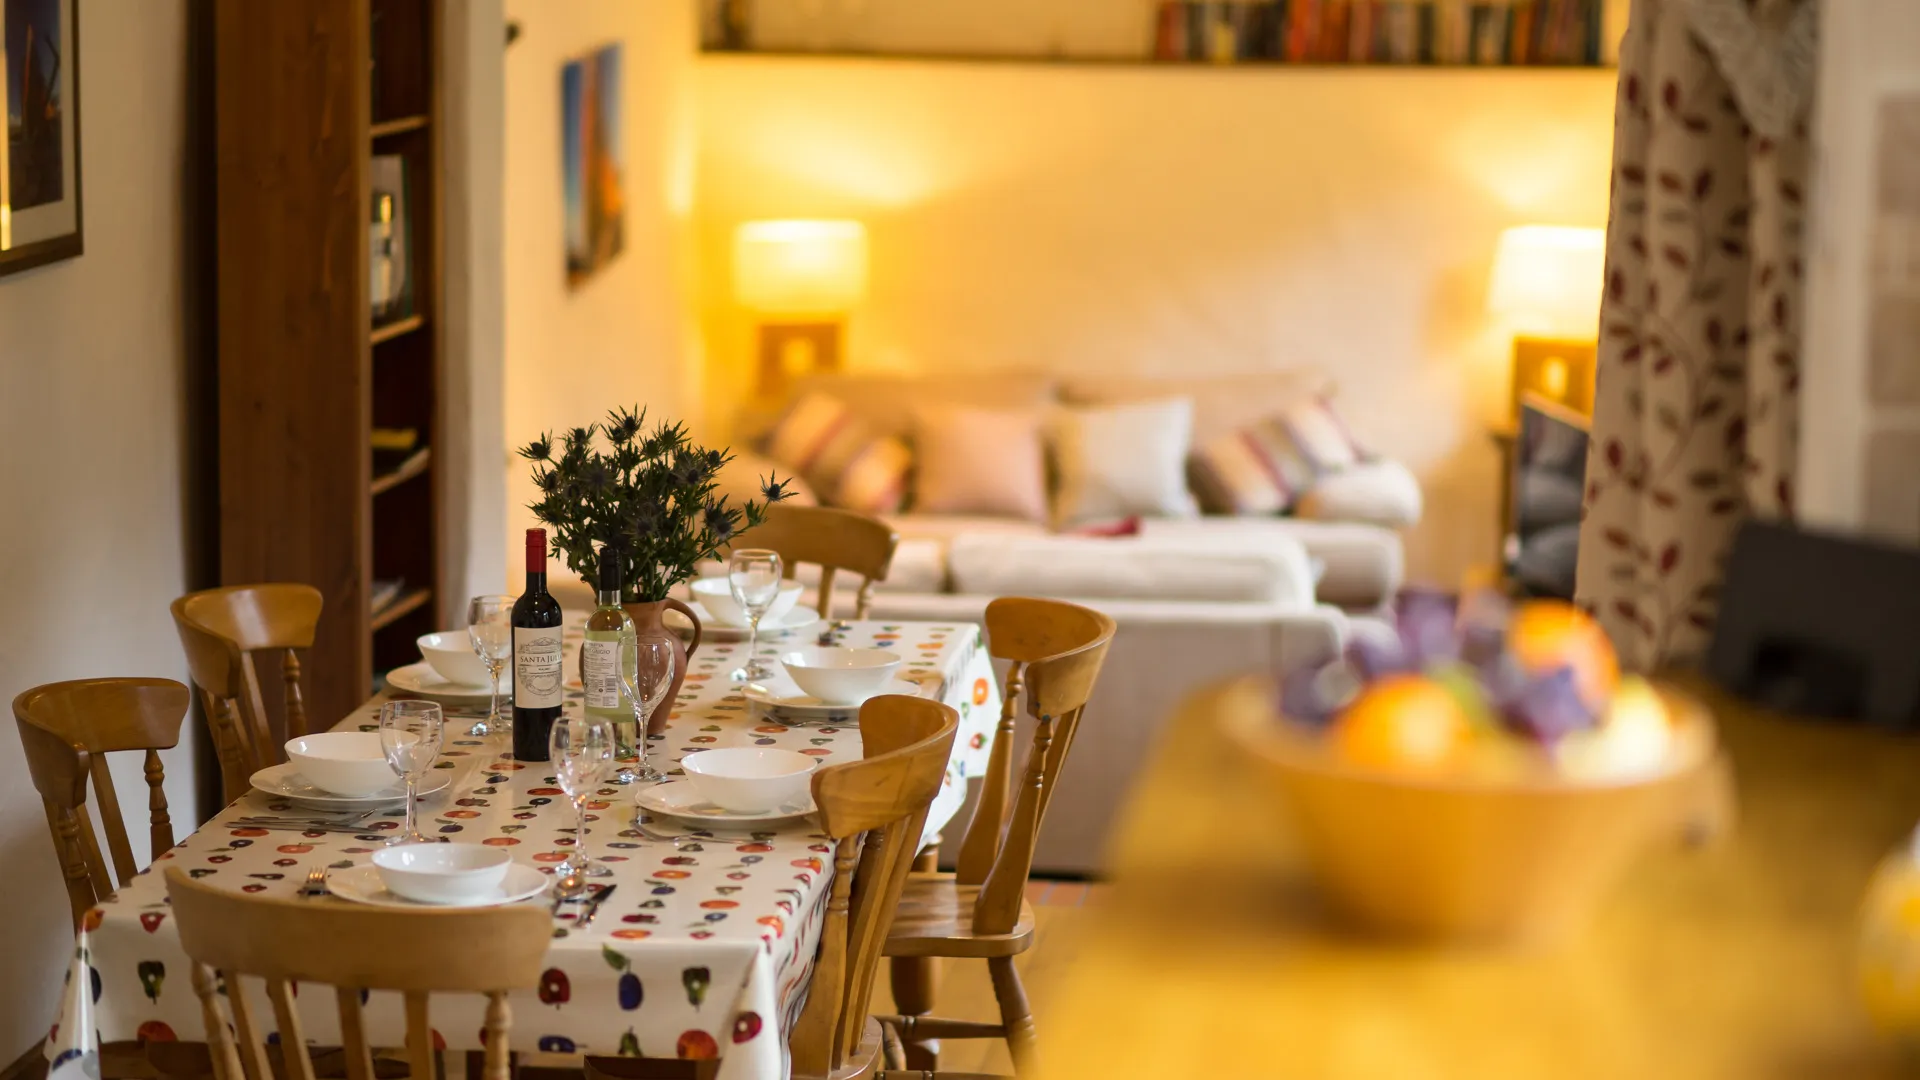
386 661 510 702
326 862 549 909
665 603 821 642
249 761 452 809
742 674 927 719
635 780 817 824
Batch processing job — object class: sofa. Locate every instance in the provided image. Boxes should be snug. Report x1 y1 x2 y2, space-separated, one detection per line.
710 370 1422 875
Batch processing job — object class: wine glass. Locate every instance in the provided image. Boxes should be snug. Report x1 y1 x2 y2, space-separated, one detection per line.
466 595 514 738
379 700 445 845
728 548 784 683
550 715 614 877
617 634 676 784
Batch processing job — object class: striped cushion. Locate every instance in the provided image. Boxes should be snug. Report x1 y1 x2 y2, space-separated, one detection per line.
1189 418 1318 515
763 392 910 515
1280 396 1367 472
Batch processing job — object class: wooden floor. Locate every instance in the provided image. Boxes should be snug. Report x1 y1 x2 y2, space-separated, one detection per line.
872 880 1105 1075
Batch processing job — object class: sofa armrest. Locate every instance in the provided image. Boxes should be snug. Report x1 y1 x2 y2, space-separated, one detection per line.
1294 459 1423 528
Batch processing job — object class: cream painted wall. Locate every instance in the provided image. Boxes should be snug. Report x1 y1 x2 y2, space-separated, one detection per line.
0 0 197 1060
692 57 1618 584
502 0 703 588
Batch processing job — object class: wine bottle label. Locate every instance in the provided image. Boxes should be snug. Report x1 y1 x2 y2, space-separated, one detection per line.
513 627 564 708
582 639 623 710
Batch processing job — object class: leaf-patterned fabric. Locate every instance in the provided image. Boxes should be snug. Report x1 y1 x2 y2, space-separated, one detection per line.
1575 0 1816 669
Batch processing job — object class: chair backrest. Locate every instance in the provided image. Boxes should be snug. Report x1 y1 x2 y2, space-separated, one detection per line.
171 584 323 804
733 504 899 620
954 597 1116 935
165 866 551 1080
789 695 958 1078
14 678 191 930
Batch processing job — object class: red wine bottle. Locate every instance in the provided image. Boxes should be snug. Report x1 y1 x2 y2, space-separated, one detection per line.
512 528 565 761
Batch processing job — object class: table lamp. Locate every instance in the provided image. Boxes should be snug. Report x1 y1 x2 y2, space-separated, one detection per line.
1487 225 1606 420
734 219 868 398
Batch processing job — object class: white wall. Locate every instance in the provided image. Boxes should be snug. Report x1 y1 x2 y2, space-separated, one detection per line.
502 0 703 588
0 0 196 1060
692 57 1618 584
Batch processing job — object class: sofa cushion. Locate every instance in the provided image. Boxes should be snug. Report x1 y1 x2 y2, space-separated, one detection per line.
1139 517 1402 612
763 391 910 515
946 531 1315 608
1293 459 1424 528
1057 370 1331 442
1189 418 1317 515
785 372 1057 442
1051 397 1200 527
911 405 1049 521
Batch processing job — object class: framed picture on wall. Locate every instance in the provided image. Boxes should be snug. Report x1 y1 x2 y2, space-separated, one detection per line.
562 41 624 290
1 0 82 279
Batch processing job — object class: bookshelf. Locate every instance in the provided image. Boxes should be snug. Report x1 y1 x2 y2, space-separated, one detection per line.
214 0 445 725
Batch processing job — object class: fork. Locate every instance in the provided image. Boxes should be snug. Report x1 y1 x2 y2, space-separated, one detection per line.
301 866 328 898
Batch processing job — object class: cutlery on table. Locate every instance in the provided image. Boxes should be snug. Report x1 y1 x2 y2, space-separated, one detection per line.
301 866 328 898
549 871 587 916
576 884 618 930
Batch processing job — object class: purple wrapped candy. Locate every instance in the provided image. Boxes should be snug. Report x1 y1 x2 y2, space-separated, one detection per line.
1278 657 1363 728
1394 587 1461 669
1345 630 1410 682
1498 666 1598 744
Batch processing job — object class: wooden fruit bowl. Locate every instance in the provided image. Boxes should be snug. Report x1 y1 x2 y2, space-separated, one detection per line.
1220 678 1721 944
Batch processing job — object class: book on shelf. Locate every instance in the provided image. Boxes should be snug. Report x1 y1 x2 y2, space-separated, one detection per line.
1145 0 1607 67
371 577 406 616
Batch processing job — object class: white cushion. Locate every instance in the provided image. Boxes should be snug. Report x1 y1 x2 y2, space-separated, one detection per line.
1293 460 1424 529
945 532 1315 608
1051 398 1200 527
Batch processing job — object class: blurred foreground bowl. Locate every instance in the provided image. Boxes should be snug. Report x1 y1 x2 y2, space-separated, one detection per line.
1221 678 1720 944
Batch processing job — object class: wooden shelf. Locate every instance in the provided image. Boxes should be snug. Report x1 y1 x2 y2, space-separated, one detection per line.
370 587 431 631
371 447 431 496
370 313 424 345
698 48 1615 71
370 114 429 138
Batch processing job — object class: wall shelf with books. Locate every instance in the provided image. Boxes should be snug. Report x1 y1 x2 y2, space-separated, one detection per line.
700 0 1619 70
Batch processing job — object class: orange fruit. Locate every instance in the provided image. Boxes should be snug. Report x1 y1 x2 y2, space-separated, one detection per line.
1508 600 1620 713
1330 673 1475 774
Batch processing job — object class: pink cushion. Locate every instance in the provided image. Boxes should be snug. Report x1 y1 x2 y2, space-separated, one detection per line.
911 406 1049 522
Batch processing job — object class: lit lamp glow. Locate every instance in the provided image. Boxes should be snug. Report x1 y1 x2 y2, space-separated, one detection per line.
1488 225 1605 419
734 220 868 397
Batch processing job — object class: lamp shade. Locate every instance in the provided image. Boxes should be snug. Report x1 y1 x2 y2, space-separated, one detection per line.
1487 225 1606 337
733 219 869 316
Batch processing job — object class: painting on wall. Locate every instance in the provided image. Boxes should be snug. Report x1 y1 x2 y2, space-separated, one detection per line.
1 0 81 279
562 41 623 290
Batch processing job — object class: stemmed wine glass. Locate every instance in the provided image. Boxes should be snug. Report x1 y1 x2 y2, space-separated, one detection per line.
466 595 513 738
379 700 445 845
728 549 784 683
550 715 614 878
617 634 676 784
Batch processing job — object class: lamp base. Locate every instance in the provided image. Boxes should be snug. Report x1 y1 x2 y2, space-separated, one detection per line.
1510 336 1596 420
756 321 842 399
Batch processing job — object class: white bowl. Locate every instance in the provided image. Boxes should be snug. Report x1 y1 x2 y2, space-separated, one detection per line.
417 631 492 686
285 732 398 797
680 748 819 813
778 646 902 706
371 844 513 904
692 576 803 628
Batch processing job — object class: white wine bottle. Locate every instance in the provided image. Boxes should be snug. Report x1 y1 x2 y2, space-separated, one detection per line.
581 546 635 739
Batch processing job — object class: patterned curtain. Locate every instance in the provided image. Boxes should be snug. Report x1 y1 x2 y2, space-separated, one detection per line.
1575 0 1818 670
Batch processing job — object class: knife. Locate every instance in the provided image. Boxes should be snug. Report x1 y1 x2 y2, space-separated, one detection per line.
577 884 618 930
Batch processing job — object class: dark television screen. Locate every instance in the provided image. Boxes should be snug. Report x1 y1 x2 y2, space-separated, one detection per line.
1506 394 1591 600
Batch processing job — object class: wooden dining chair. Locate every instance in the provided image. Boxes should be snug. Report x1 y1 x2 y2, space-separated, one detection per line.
786 694 960 1080
164 866 550 1080
15 678 192 931
879 597 1117 1078
735 504 900 621
171 583 324 804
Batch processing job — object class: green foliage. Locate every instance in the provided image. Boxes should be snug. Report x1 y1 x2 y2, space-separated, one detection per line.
517 407 794 602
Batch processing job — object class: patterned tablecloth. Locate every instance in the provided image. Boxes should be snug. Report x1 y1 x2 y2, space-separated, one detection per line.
49 619 999 1080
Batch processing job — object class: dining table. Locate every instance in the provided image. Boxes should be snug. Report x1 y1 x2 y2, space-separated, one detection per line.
48 617 1002 1080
